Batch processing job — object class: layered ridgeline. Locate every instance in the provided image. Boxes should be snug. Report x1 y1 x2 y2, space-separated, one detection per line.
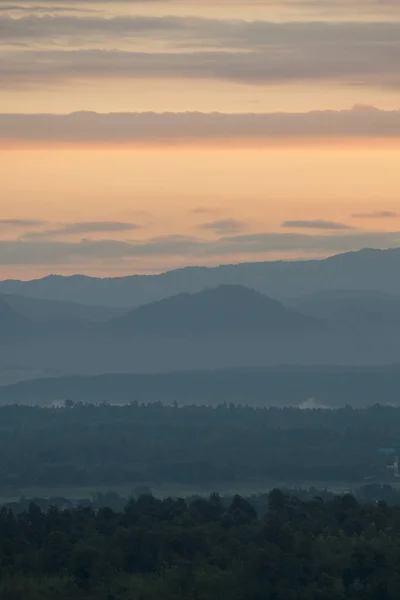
2 247 400 307
0 283 321 341
103 285 319 337
0 284 323 380
0 296 30 338
0 292 125 322
290 289 400 331
2 275 400 379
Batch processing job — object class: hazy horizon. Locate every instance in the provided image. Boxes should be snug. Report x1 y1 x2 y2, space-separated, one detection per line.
0 246 390 282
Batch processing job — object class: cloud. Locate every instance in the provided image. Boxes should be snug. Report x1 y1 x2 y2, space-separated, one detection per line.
0 14 366 46
1 0 164 6
213 231 400 256
1 230 400 265
2 0 399 21
191 207 221 215
0 237 202 265
352 211 398 219
2 16 400 89
2 108 400 145
0 219 46 228
6 0 399 4
52 221 141 235
198 219 246 234
22 221 141 240
281 220 353 230
0 4 103 13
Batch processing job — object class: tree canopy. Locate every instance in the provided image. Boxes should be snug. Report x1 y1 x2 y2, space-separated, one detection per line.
1 490 400 599
0 403 399 486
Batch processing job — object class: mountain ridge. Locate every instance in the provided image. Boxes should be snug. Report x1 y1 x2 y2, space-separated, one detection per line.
0 293 126 322
106 284 320 337
0 297 30 337
2 247 400 307
2 365 400 408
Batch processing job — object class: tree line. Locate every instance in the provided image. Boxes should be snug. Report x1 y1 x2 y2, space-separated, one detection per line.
0 403 399 486
2 490 400 598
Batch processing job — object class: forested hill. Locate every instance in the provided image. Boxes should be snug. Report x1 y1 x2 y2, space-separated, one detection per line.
2 490 400 599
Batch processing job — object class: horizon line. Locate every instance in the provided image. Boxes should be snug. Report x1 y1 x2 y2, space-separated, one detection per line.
0 245 390 283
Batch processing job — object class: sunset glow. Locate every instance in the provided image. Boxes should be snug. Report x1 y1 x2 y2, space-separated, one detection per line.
2 0 400 278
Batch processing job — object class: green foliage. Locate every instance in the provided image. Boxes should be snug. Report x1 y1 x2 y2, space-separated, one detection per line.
2 491 400 598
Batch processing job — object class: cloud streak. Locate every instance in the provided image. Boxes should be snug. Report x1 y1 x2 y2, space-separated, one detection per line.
2 17 400 90
2 108 400 145
0 219 47 228
282 220 353 230
352 211 398 219
0 4 103 13
3 0 400 13
22 221 141 240
198 219 246 234
3 15 400 47
1 231 400 265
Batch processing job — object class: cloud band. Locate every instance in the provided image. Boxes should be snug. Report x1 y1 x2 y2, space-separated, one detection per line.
2 107 400 145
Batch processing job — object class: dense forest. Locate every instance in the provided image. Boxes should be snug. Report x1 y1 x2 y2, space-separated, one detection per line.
3 490 400 599
5 484 400 515
1 403 400 487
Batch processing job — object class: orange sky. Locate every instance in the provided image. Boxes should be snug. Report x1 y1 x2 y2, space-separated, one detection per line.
1 0 400 278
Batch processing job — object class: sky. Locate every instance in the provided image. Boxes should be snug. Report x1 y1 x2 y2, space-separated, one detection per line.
2 0 400 279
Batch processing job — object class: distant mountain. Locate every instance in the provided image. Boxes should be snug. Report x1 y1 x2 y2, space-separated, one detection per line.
291 290 400 330
2 365 400 408
107 285 320 337
4 282 400 377
2 247 400 307
0 363 64 387
0 295 101 343
0 297 30 337
0 293 126 323
6 268 400 379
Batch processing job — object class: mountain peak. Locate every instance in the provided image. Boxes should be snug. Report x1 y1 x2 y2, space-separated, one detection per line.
109 284 317 337
2 246 400 307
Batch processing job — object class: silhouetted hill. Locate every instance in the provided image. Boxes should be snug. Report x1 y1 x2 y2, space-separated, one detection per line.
0 297 30 337
3 280 400 376
0 293 125 322
2 247 400 307
2 365 400 408
107 285 320 336
290 290 400 331
6 273 400 378
0 295 103 342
